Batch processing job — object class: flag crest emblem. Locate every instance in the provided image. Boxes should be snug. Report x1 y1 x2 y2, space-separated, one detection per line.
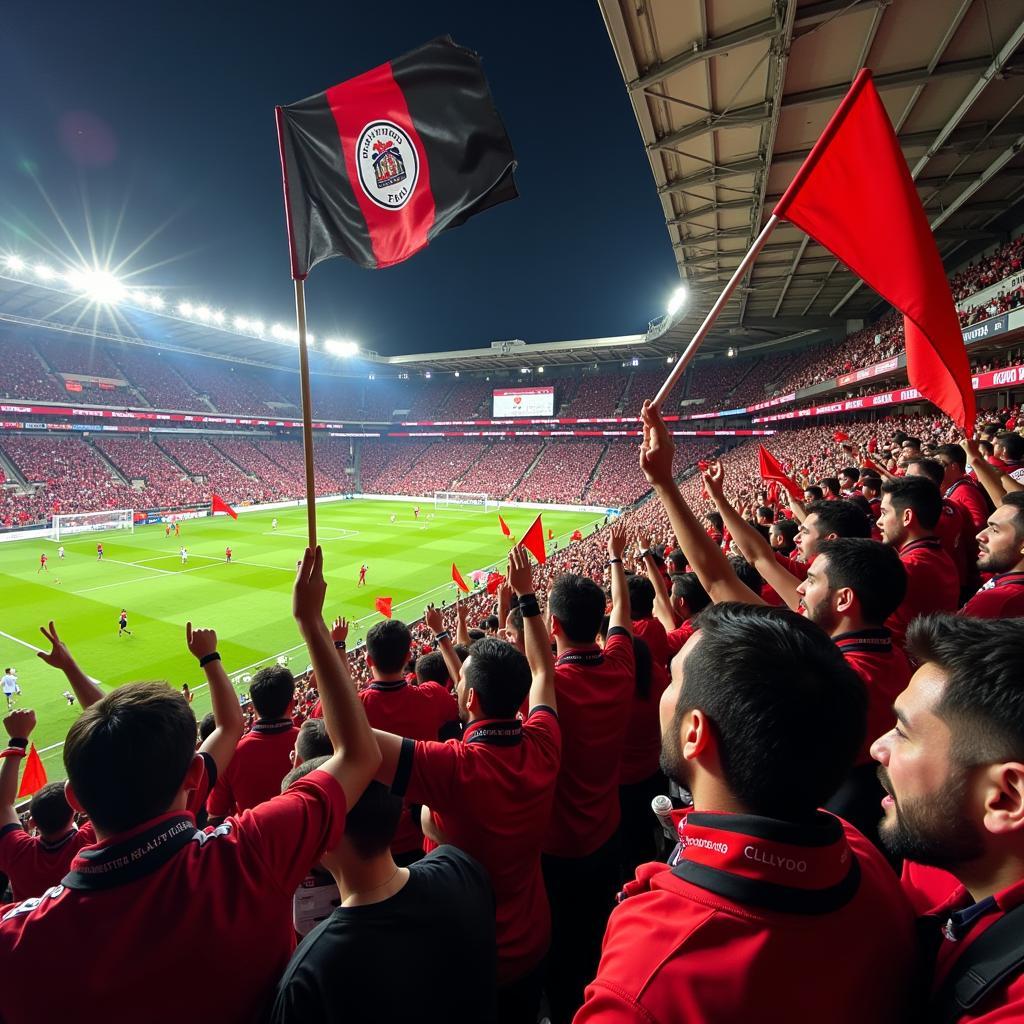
357 121 419 209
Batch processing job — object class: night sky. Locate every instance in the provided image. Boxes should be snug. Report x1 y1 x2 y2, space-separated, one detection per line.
1 2 679 356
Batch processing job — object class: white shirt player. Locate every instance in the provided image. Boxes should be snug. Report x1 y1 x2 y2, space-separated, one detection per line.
180 546 188 563
57 545 65 559
389 513 397 524
272 518 278 530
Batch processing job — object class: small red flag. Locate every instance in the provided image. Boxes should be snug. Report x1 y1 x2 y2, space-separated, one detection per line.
211 494 238 520
766 480 780 506
17 744 47 799
452 562 470 593
375 596 392 619
758 446 804 501
571 529 583 542
486 571 504 595
861 457 887 475
833 430 850 443
774 70 974 431
498 514 511 537
519 514 546 564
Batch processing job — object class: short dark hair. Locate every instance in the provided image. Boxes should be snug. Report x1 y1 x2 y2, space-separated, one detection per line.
463 637 531 718
815 538 907 625
860 473 882 492
707 511 724 533
468 628 487 643
415 650 451 686
366 620 412 674
198 712 216 743
29 781 74 835
936 443 967 470
506 607 524 637
756 506 774 523
905 457 944 488
344 780 403 858
627 574 656 620
996 430 1024 461
804 486 824 502
840 467 860 484
483 615 499 632
804 499 871 538
770 518 798 552
1001 493 1024 539
667 548 687 574
250 665 296 720
729 554 763 592
882 476 942 530
821 477 841 496
64 682 197 834
677 604 866 818
907 614 1024 764
672 572 711 615
902 437 922 450
549 574 607 643
296 718 332 762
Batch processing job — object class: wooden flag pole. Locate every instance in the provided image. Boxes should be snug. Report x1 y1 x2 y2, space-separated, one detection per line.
652 214 780 410
293 278 317 548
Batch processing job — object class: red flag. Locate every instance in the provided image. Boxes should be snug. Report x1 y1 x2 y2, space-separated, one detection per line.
571 529 583 542
766 480 780 506
774 70 974 431
375 596 392 619
519 514 546 564
833 430 850 443
211 494 238 520
452 562 470 594
498 514 511 537
17 744 47 799
758 446 804 501
862 457 887 475
486 571 504 595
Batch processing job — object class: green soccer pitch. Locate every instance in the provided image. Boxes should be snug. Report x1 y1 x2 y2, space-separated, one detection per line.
0 499 603 782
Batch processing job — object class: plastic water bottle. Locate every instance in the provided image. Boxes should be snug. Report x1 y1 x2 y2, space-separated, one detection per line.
651 794 677 841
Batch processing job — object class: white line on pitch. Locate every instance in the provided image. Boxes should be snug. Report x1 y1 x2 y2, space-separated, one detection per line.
100 557 173 574
0 629 44 654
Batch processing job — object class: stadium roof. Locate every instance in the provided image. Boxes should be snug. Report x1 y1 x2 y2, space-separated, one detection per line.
598 0 1024 353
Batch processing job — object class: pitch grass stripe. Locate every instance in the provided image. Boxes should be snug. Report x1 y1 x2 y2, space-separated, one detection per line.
0 629 44 654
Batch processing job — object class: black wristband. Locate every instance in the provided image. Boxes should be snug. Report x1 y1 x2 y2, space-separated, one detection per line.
608 558 622 565
638 549 652 559
434 630 450 642
6 737 28 750
334 640 347 650
199 652 221 668
518 594 541 618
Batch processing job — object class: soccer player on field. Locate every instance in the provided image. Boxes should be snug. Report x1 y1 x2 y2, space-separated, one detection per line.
96 543 103 561
165 523 171 538
389 513 397 525
175 522 181 537
57 545 64 560
357 564 368 586
1 670 19 712
180 546 188 564
272 517 278 530
37 553 47 574
118 610 132 638
225 546 232 563
413 506 420 519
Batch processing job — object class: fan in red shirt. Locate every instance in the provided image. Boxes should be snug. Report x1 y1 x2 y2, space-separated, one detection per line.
961 493 1024 618
543 523 635 1024
352 614 460 863
871 615 1024 1023
371 545 560 1024
207 665 301 823
0 547 380 1024
576 602 917 1024
877 477 960 646
937 443 991 533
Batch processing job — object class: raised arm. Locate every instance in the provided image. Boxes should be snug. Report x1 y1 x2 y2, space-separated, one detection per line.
424 603 465 692
639 401 762 605
508 545 556 713
495 579 512 635
962 437 1024 502
0 710 35 828
186 623 244 778
637 532 678 632
36 622 104 708
455 597 471 647
606 521 632 635
780 488 808 524
293 546 380 808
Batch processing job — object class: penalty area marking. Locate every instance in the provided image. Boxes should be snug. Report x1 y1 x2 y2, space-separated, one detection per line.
263 527 360 540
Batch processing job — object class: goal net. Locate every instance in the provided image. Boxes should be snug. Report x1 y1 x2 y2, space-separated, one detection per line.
433 491 492 512
52 508 135 542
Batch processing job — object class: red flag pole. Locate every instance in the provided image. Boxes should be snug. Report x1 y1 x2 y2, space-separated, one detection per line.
293 279 317 549
652 214 780 410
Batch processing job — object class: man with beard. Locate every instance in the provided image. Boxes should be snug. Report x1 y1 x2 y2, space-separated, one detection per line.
960 493 1024 618
870 615 1024 1021
575 600 917 1023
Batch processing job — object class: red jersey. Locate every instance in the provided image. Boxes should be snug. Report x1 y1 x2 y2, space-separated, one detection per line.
665 619 697 660
960 570 1024 619
0 769 346 1024
887 538 960 646
945 476 989 533
632 616 669 672
576 810 917 1023
546 629 635 857
394 707 560 983
775 550 810 581
619 660 670 785
900 859 961 915
833 628 912 763
39 555 46 565
924 876 1024 1022
207 719 300 817
358 680 459 854
0 824 93 901
934 499 978 590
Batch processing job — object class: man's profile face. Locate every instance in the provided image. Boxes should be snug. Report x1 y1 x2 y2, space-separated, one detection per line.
659 632 701 788
455 657 473 724
977 505 1024 574
870 664 984 867
795 556 837 633
877 493 906 547
796 513 824 560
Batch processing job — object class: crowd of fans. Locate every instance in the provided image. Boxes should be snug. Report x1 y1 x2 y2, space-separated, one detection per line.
510 442 605 504
93 436 206 508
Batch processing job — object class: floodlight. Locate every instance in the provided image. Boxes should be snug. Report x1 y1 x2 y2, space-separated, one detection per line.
233 316 249 330
178 301 194 316
425 371 432 379
194 305 211 322
537 366 544 373
667 286 687 316
148 294 165 310
454 371 460 377
250 320 264 335
325 338 359 357
67 268 126 305
212 310 225 325
271 323 287 338
3 255 25 272
34 263 55 281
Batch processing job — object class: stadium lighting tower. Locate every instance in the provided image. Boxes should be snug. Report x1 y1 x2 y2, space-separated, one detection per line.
667 286 687 317
78 269 126 305
324 338 359 357
3 254 24 272
33 263 56 281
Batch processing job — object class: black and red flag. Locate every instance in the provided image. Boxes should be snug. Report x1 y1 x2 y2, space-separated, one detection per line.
275 36 517 276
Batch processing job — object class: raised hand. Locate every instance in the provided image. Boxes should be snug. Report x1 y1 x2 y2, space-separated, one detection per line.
703 459 725 498
607 520 628 559
37 621 77 674
639 400 676 486
331 616 349 645
507 544 534 595
186 622 218 661
293 546 327 626
4 709 35 740
424 603 444 634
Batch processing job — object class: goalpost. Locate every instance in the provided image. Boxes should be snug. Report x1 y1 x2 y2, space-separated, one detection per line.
51 508 135 542
433 491 492 512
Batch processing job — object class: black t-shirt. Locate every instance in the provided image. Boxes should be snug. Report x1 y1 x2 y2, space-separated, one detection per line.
268 845 497 1024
